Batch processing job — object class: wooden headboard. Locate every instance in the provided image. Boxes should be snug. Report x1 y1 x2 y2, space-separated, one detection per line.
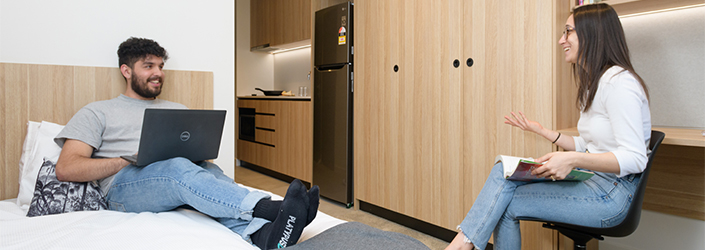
0 63 213 200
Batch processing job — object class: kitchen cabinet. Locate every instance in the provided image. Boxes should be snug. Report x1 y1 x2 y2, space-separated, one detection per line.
237 98 312 183
354 0 576 248
250 0 312 50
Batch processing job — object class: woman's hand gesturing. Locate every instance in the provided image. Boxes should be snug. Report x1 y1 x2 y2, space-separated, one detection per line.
504 111 544 135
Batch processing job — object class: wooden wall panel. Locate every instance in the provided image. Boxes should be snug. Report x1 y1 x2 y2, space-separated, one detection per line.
0 63 213 201
0 64 5 199
555 0 580 131
2 64 29 200
161 70 190 109
189 71 214 110
73 66 98 112
643 144 705 220
28 65 74 125
101 67 129 100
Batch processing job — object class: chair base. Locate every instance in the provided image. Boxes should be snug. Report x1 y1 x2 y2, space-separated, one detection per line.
573 245 587 250
543 223 603 250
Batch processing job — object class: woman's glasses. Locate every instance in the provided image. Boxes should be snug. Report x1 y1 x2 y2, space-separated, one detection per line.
563 26 575 38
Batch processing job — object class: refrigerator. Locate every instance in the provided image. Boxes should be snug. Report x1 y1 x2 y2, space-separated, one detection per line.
313 2 354 207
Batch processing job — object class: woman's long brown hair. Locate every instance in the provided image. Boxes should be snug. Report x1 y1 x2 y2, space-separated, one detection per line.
572 3 648 111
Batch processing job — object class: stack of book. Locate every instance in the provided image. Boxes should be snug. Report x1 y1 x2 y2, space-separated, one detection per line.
578 0 602 5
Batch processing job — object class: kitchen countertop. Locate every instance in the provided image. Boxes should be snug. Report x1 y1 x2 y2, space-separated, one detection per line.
238 95 311 100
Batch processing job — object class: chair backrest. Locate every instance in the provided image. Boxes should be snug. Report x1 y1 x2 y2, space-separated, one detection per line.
609 130 666 237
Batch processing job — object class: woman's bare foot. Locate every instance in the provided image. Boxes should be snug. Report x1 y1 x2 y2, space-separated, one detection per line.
444 232 475 250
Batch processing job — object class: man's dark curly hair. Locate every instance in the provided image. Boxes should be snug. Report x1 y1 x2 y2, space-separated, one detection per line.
117 37 169 68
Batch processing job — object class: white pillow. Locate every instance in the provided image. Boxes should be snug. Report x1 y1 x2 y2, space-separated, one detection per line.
16 121 65 210
18 121 41 184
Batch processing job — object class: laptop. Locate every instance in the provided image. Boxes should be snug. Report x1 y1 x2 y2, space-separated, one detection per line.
121 109 227 166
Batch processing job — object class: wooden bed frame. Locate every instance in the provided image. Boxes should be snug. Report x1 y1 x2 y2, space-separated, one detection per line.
0 62 213 200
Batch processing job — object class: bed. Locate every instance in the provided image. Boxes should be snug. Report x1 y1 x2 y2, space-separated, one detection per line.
0 63 432 250
0 63 344 249
0 188 345 249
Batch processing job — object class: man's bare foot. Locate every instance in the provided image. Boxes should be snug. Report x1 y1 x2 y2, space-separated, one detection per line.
444 232 474 250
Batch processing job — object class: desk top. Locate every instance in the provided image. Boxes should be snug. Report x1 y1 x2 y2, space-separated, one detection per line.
557 127 705 148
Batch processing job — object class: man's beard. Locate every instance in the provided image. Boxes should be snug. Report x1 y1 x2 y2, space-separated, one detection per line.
130 72 162 99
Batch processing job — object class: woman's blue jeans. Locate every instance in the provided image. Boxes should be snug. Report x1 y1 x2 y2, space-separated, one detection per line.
458 162 640 250
105 157 271 242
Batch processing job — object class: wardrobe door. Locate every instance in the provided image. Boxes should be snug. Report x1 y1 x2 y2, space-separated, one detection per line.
355 0 466 230
462 1 557 248
426 0 465 229
354 0 404 209
395 0 465 229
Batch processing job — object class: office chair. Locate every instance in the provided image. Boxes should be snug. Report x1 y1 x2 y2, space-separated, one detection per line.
518 130 666 250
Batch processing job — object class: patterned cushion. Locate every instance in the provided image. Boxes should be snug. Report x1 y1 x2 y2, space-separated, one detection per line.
27 159 107 217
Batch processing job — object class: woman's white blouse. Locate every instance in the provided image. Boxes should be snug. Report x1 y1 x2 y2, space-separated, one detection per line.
574 66 651 177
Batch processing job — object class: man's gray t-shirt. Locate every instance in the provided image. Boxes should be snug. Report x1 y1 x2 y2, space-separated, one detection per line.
54 94 187 194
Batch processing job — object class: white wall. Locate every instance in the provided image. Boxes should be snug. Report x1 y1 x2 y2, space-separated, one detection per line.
274 47 312 94
236 0 274 97
622 6 705 129
0 0 237 178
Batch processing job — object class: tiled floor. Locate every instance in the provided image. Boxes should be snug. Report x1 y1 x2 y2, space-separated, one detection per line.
234 165 450 250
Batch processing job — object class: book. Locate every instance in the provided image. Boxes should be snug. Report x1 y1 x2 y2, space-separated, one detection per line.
495 155 595 182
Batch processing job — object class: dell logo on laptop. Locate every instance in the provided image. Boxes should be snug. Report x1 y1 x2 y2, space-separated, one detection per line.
180 131 191 141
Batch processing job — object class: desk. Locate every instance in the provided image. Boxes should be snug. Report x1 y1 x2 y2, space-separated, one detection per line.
644 127 704 147
558 127 705 221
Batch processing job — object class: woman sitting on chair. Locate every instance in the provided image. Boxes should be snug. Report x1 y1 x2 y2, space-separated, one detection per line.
446 3 651 250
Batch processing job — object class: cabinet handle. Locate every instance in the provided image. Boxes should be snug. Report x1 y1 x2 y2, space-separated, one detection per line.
453 59 460 68
394 65 399 72
466 58 474 67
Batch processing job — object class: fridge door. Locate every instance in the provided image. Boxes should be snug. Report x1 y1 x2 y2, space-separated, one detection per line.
313 64 353 206
314 2 352 67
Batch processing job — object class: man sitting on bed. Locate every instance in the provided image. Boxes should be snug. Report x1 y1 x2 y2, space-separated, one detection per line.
53 37 319 250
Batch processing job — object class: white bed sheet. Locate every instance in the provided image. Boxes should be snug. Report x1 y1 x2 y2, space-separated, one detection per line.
0 184 345 250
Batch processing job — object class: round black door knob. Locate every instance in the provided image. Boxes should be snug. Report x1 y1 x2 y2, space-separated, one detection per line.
394 65 399 72
466 58 474 67
453 59 460 68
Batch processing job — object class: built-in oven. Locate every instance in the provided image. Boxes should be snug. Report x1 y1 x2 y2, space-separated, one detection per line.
239 108 255 142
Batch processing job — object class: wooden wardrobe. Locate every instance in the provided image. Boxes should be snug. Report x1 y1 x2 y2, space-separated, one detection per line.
353 0 578 248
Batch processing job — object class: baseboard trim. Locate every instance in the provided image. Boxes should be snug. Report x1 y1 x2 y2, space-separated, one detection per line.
239 161 311 189
358 200 455 241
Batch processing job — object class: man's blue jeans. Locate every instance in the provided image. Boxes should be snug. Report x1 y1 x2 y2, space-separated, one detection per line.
105 157 271 242
458 162 640 250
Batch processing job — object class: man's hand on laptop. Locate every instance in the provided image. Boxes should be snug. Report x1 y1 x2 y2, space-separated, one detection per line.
120 154 139 165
